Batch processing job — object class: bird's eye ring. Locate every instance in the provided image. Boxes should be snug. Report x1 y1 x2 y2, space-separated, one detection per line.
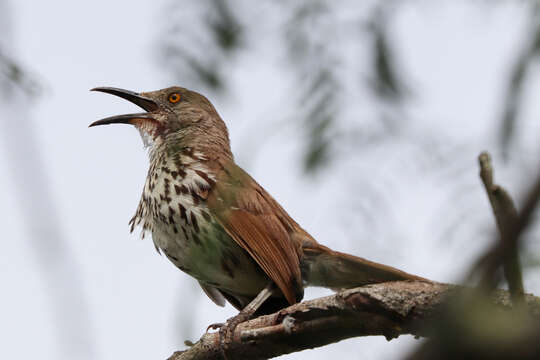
168 93 181 103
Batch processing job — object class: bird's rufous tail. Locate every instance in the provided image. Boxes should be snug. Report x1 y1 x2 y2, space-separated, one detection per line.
301 243 426 290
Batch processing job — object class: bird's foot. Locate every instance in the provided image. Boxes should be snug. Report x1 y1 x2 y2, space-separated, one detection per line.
218 311 252 359
208 284 275 358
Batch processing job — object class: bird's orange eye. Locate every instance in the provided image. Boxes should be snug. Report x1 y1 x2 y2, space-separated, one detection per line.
168 93 181 103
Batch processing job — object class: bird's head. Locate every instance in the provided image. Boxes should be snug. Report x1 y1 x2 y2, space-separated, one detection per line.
90 86 231 156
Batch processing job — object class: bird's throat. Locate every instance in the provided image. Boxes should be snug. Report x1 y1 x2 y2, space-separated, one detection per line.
133 119 162 148
138 127 155 148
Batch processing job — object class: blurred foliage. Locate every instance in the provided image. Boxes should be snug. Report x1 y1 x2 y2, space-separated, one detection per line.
0 50 41 97
208 0 242 52
367 4 407 104
499 1 540 160
159 0 540 172
159 0 242 92
159 0 410 174
284 1 340 173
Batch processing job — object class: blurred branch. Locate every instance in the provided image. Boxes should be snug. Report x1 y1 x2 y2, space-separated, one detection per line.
477 151 524 302
169 281 540 360
499 3 540 158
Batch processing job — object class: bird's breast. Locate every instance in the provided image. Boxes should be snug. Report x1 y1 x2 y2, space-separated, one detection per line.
134 155 217 252
129 154 267 295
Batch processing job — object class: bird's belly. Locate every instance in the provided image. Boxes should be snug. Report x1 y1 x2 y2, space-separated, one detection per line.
151 220 268 296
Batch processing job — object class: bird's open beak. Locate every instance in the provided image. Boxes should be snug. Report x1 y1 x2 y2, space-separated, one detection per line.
89 87 159 127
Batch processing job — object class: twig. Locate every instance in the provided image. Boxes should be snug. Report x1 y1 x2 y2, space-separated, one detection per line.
477 151 524 302
168 281 540 360
475 155 540 298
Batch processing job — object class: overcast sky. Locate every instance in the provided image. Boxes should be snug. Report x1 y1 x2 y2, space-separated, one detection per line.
1 1 540 360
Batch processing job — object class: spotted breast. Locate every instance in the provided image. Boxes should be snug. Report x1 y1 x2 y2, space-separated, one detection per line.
129 146 268 305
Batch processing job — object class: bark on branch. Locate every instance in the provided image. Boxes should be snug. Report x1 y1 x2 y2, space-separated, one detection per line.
168 281 540 360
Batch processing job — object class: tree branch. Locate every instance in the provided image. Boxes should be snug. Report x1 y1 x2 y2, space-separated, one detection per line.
477 151 524 301
168 281 540 360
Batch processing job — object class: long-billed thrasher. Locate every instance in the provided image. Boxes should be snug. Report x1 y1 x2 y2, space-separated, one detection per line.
90 86 425 332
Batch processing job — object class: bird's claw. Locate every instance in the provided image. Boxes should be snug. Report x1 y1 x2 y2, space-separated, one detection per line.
216 312 252 359
206 322 224 332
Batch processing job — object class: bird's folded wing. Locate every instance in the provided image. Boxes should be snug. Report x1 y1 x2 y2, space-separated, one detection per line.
206 161 303 305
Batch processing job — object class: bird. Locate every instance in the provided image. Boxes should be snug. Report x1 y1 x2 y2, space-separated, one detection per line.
90 86 425 328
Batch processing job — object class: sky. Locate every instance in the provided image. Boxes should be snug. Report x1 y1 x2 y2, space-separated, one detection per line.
1 1 540 360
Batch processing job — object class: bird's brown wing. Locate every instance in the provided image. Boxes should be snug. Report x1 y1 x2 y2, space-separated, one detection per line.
205 160 303 305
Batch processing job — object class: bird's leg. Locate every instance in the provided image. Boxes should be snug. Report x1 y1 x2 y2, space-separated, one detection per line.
218 283 276 357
